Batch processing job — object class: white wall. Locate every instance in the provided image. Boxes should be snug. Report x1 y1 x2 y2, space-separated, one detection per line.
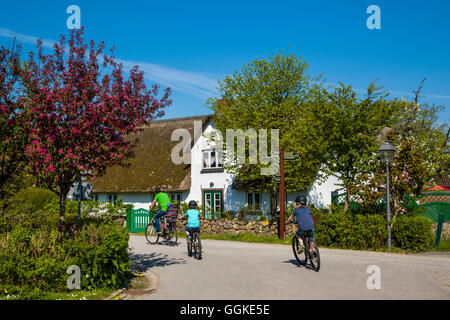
308 174 341 208
185 120 235 207
95 193 151 210
94 191 190 210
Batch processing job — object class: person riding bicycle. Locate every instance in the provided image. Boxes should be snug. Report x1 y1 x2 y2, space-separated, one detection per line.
286 195 315 252
185 200 201 239
149 187 172 235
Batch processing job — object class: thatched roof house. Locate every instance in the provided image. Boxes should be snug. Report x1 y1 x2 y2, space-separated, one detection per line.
92 115 212 194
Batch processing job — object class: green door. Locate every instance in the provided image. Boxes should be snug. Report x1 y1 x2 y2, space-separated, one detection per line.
203 190 222 219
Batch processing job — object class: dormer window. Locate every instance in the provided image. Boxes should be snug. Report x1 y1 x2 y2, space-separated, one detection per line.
202 149 223 169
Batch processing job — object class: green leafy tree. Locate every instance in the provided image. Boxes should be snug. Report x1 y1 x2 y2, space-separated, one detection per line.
321 82 398 211
351 80 449 217
206 51 328 218
0 41 31 208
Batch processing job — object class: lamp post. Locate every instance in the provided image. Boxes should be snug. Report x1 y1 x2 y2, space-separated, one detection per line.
379 141 395 249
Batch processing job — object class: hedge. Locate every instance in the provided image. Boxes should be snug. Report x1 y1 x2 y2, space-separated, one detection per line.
392 215 434 251
313 210 388 250
312 206 433 251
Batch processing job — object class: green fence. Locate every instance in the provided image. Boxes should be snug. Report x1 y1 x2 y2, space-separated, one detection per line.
403 192 450 247
126 208 155 233
408 193 450 223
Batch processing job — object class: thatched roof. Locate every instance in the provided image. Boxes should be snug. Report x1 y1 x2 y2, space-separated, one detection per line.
92 115 212 193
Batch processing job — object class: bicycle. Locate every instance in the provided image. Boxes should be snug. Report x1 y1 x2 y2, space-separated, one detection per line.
288 223 320 272
145 206 178 246
186 228 202 260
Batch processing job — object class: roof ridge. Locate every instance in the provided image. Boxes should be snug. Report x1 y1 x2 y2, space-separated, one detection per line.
151 114 212 123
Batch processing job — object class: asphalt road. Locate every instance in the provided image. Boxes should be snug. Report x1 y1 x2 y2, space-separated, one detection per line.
128 235 450 300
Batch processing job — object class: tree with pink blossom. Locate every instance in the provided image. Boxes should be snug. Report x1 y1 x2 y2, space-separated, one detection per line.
18 29 171 232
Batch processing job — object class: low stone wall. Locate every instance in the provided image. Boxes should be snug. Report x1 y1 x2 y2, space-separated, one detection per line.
176 217 297 237
432 222 450 240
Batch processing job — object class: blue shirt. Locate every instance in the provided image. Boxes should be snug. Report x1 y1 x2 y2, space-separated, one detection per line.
292 206 314 231
185 209 201 228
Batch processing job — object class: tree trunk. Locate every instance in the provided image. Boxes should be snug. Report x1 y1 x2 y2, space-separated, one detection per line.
59 188 69 234
344 187 350 212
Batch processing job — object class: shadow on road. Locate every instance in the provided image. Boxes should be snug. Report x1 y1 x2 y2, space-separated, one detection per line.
282 259 315 271
129 252 187 273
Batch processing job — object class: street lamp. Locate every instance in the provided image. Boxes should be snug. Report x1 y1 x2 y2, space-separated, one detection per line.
379 140 395 249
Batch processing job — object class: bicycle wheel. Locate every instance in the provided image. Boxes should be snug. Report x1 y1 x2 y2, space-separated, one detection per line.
145 221 159 244
187 234 193 256
307 238 320 272
193 232 202 260
166 223 178 246
292 235 307 266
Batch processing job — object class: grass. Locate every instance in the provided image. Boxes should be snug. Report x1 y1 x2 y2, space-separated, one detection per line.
129 273 150 290
431 239 450 252
0 288 115 300
41 288 115 300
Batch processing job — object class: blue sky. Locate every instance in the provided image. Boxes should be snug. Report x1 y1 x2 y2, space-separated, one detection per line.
1 0 449 123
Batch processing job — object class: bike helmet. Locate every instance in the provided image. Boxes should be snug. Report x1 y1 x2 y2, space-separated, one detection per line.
295 195 307 205
188 200 197 209
154 187 161 194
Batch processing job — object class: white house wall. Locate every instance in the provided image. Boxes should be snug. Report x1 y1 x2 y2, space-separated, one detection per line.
185 120 235 208
94 192 189 210
308 174 341 208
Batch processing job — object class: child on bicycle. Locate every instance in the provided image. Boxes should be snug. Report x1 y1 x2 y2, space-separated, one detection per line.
185 200 201 239
286 195 315 252
149 187 172 235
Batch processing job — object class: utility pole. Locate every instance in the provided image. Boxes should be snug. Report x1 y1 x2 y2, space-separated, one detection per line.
279 147 285 240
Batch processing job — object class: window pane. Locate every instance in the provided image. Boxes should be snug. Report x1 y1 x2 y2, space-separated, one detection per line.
255 193 260 210
214 193 221 212
203 152 209 168
205 193 211 211
217 151 223 167
210 151 216 167
247 193 253 206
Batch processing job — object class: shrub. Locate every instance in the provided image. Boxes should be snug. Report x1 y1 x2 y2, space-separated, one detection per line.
314 208 354 248
0 198 129 299
81 199 129 218
392 215 433 251
6 187 58 214
64 222 130 290
350 214 388 249
313 206 388 250
0 209 130 299
0 225 70 298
